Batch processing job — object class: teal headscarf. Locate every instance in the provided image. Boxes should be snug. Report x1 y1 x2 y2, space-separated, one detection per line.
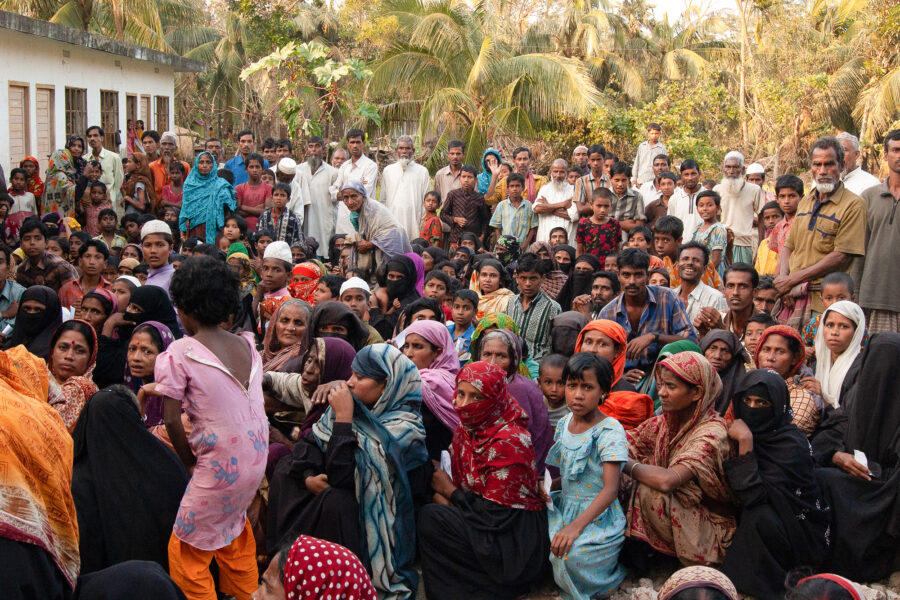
312 344 427 599
179 151 236 244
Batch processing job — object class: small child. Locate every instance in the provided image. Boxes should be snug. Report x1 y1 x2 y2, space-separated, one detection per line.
93 207 127 252
548 353 627 599
538 353 569 430
260 168 276 188
626 225 664 269
744 313 778 360
140 256 267 600
223 213 248 247
447 289 478 365
257 183 304 247
489 173 537 248
566 167 582 186
6 168 37 242
802 272 869 352
85 182 113 237
132 263 149 285
754 200 784 276
692 190 728 279
420 190 443 248
235 153 272 231
576 187 620 268
162 205 180 227
102 256 119 282
18 156 44 198
161 161 185 212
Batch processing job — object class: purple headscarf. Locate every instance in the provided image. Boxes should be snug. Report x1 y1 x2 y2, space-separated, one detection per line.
297 337 357 437
397 320 460 431
405 252 425 295
123 321 176 428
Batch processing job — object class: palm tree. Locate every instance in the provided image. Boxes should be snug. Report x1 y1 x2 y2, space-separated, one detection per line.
366 0 602 167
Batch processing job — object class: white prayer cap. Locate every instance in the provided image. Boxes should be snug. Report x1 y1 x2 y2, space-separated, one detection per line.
141 219 171 240
277 158 297 175
115 275 142 287
746 162 765 175
160 131 177 145
264 240 292 265
723 151 745 166
340 277 370 297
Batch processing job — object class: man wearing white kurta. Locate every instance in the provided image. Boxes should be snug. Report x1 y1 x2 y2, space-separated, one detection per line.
296 136 338 248
330 129 379 237
714 151 762 265
379 136 430 242
836 132 881 196
533 158 577 243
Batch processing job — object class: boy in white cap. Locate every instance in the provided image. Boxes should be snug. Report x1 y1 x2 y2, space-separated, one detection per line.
256 240 293 328
745 162 775 204
141 219 175 295
339 276 384 345
275 157 306 224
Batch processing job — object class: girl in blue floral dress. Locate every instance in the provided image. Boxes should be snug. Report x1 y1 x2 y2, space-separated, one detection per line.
548 352 627 600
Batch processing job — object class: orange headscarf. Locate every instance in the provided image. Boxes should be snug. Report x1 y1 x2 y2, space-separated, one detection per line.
288 262 324 305
574 319 653 429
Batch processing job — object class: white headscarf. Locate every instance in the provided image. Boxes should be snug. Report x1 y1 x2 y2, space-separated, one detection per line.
814 300 866 408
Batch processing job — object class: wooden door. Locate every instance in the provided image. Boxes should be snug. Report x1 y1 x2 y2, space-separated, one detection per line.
35 86 54 171
8 84 29 167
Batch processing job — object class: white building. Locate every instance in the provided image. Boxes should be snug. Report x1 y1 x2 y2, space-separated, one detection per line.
0 10 203 174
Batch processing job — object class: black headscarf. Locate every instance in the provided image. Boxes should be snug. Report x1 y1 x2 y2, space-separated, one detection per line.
72 389 189 574
556 254 602 311
302 300 370 352
550 311 589 357
423 246 448 267
3 285 62 358
701 330 751 416
124 286 183 338
393 297 445 338
66 135 87 176
459 232 483 252
73 560 187 600
385 256 419 303
552 244 576 274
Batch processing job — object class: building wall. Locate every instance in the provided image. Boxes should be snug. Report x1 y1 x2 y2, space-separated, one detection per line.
0 27 175 174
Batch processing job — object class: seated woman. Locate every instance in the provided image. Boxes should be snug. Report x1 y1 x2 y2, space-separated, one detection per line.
370 255 421 339
700 330 751 418
754 325 820 436
123 321 176 432
418 362 549 600
624 352 735 567
555 254 602 312
287 261 323 305
398 320 460 459
656 566 739 600
811 333 900 582
48 320 99 431
720 370 830 597
470 313 538 377
0 345 79 600
391 297 444 339
73 561 186 600
574 319 654 429
124 284 183 339
3 285 62 359
640 339 702 408
261 299 310 373
72 388 189 574
472 329 552 472
256 535 376 600
550 311 588 357
303 300 371 352
473 258 515 320
784 572 868 600
266 344 428 599
808 301 865 409
80 288 122 388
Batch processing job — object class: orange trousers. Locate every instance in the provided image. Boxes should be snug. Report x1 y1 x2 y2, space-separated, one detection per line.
168 519 258 600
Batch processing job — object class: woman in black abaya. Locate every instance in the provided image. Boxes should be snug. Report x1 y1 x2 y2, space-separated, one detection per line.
721 370 830 597
811 333 900 582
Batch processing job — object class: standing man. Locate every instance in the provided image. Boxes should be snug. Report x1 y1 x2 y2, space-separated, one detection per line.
714 151 762 265
331 147 349 170
638 154 671 207
572 143 608 217
485 146 546 206
141 130 160 162
149 131 191 202
668 159 704 235
775 137 866 320
533 158 577 243
86 125 124 214
434 140 465 202
225 130 269 186
632 122 667 186
297 136 339 249
380 135 431 241
331 129 379 237
572 145 589 174
205 138 226 165
858 129 900 333
836 132 881 196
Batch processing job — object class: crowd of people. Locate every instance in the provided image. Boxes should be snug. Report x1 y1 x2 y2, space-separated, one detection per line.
0 120 898 600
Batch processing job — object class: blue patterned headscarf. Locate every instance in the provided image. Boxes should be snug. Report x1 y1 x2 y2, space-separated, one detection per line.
179 151 236 244
312 344 427 599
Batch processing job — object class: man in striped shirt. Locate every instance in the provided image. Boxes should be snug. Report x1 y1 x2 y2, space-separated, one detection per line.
508 253 561 360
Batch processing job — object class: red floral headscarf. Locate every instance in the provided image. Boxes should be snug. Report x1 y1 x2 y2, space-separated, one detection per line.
288 261 324 305
754 325 805 378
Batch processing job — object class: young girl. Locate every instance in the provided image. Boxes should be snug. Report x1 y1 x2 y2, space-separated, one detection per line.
548 352 627 599
235 153 272 232
626 225 664 269
122 153 156 215
140 256 267 600
161 161 185 212
18 156 44 198
692 190 728 278
420 190 443 248
85 182 112 237
576 188 620 268
6 168 37 242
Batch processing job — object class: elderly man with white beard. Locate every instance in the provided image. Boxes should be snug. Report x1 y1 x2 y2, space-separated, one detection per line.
379 135 431 241
775 136 866 319
533 158 577 243
714 151 763 266
297 136 338 251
